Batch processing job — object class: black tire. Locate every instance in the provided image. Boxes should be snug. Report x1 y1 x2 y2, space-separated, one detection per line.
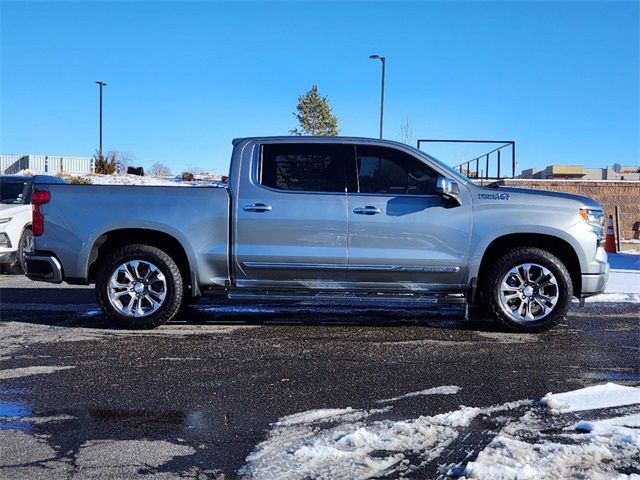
96 244 184 329
483 247 572 333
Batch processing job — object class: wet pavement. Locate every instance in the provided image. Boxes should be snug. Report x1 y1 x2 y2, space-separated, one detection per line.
0 274 639 479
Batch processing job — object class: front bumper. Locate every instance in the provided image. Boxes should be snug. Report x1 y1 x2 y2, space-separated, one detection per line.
0 251 17 264
581 262 609 298
25 254 63 283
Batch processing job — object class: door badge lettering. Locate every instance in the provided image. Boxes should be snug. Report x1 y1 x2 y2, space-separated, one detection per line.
478 193 510 200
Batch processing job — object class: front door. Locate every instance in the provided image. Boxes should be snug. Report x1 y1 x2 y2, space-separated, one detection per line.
234 142 351 289
345 144 473 292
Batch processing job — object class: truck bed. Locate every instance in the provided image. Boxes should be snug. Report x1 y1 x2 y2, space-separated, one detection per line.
36 184 230 287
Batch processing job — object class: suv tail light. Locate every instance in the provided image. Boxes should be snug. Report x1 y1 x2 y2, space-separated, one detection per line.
32 190 50 236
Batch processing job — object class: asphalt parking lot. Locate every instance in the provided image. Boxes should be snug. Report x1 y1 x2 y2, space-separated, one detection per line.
1 273 639 479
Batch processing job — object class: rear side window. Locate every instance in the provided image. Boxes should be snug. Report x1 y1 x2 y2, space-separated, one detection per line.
0 180 29 205
356 145 438 195
260 144 349 193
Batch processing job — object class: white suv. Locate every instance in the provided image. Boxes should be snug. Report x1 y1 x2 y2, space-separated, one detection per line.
0 175 66 273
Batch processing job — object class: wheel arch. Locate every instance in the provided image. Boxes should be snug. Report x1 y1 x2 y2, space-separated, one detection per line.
87 228 199 298
472 233 581 301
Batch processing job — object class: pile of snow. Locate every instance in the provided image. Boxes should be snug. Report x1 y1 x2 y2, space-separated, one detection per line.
240 383 640 480
240 402 485 479
464 384 640 479
82 173 226 187
463 430 639 480
542 383 640 413
5 170 226 187
83 174 180 186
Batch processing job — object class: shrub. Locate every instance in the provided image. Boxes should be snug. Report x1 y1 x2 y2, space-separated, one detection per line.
68 176 92 185
181 171 195 181
93 151 117 175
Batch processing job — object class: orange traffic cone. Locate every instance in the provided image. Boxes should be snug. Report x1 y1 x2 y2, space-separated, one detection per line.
604 215 617 254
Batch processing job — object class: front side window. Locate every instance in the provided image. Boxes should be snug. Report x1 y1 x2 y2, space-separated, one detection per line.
356 146 438 195
260 144 348 193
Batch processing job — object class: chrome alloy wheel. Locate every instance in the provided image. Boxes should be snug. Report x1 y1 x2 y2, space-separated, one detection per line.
107 260 167 318
499 263 559 322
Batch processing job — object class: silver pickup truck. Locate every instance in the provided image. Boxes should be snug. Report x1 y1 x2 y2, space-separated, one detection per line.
25 137 609 332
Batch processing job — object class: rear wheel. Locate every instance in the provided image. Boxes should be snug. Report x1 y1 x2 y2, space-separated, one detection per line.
483 247 572 332
96 244 184 329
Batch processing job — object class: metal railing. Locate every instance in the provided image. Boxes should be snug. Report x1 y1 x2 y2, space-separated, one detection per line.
416 139 516 180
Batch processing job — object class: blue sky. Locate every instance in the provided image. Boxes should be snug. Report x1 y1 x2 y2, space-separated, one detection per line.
1 1 638 175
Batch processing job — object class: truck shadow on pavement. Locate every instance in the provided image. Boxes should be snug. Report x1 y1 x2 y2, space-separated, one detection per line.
0 286 508 332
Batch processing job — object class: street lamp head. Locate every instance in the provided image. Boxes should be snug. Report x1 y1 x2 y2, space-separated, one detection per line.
95 81 107 86
369 54 380 60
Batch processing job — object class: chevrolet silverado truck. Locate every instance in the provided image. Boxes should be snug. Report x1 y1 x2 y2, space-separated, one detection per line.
25 137 609 332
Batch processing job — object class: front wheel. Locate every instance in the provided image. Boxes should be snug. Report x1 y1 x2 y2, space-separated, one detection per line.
96 244 184 329
18 228 34 273
483 247 572 333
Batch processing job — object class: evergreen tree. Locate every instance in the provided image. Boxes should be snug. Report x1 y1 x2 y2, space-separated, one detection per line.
290 85 339 136
93 150 117 174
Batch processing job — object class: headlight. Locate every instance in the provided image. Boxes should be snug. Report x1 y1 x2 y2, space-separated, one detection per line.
579 208 605 227
0 217 11 225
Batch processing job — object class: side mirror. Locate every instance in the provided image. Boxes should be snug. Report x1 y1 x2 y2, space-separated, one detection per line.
436 177 461 205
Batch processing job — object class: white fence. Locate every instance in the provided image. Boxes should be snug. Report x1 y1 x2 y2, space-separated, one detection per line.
1 155 94 175
0 155 23 174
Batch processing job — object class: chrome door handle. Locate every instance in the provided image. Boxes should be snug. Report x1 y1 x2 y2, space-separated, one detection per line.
243 203 272 213
353 206 383 215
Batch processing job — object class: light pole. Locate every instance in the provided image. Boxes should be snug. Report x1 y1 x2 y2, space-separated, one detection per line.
369 54 385 139
95 81 107 154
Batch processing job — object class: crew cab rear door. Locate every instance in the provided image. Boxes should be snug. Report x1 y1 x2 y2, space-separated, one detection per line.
233 142 351 289
345 144 473 291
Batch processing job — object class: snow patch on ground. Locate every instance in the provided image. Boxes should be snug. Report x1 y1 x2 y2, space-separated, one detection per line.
583 293 640 303
605 270 640 294
462 431 639 480
543 383 640 413
276 407 373 427
576 413 640 433
83 173 180 186
240 397 516 479
241 383 640 480
377 385 462 403
0 366 75 380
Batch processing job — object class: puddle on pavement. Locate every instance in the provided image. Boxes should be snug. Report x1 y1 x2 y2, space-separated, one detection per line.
86 408 224 436
0 400 32 432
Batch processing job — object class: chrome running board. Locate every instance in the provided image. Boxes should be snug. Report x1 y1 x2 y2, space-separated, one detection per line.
227 290 466 306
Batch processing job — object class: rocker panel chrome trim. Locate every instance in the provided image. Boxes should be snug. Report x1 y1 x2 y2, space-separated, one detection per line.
242 262 461 273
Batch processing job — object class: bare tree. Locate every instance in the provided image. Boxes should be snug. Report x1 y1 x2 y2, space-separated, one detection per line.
149 162 172 177
117 151 137 172
398 117 414 145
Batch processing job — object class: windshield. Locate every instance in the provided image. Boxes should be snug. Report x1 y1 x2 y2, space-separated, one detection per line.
0 180 30 205
405 145 471 183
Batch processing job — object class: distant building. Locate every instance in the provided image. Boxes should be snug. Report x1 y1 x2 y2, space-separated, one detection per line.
1 155 94 175
518 164 640 181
